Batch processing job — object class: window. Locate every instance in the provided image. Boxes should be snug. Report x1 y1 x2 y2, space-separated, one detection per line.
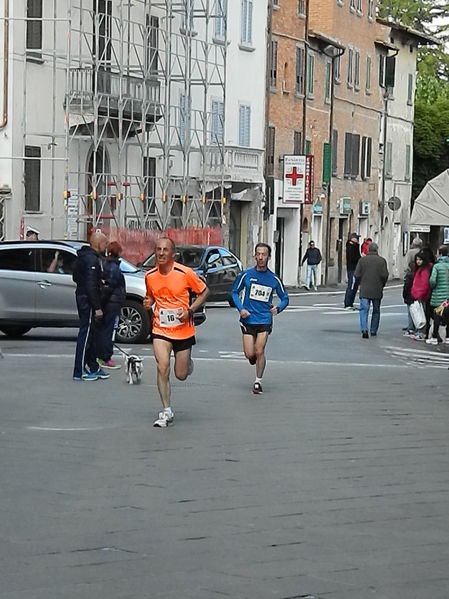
215 0 226 39
407 73 414 105
146 15 159 75
269 40 278 89
305 138 311 155
307 54 315 97
143 156 156 215
360 136 372 180
181 0 195 32
323 142 331 185
349 0 356 10
179 93 191 143
385 141 393 178
325 62 331 103
294 130 302 154
334 54 341 83
273 0 279 5
295 46 305 94
40 249 77 275
211 99 224 144
298 0 305 15
332 129 338 175
0 248 35 271
241 0 253 46
365 55 371 93
356 0 362 12
367 0 374 19
354 51 360 90
26 0 42 58
239 104 251 147
405 144 411 180
25 146 41 212
266 126 275 175
344 133 360 178
379 54 385 87
347 48 353 87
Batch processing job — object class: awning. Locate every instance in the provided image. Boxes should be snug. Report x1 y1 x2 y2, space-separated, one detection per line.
410 169 449 226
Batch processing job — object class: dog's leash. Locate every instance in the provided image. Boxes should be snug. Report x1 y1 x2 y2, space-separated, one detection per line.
113 343 132 358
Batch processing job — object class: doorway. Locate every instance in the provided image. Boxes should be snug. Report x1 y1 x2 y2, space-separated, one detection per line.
275 217 284 277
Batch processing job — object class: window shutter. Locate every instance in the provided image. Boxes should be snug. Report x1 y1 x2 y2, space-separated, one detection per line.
351 134 360 178
361 136 366 180
239 105 250 147
247 0 253 44
332 129 338 176
25 146 41 212
366 137 372 177
26 0 42 52
344 132 352 177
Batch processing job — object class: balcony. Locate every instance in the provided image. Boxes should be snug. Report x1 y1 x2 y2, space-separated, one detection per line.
66 67 161 133
205 145 264 184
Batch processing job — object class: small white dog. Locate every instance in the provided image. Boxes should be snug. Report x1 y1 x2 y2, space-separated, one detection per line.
124 354 143 385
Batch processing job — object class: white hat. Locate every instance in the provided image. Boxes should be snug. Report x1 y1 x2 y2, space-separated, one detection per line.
26 226 40 237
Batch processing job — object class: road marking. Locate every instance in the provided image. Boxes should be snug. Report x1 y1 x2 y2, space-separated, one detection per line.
27 426 107 431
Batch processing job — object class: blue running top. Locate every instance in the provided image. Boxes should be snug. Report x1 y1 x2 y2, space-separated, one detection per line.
231 267 289 325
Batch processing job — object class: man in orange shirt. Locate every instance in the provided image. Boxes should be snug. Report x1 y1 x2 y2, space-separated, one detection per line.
144 237 209 427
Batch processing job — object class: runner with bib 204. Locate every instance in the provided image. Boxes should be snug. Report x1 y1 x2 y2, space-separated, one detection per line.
231 243 289 395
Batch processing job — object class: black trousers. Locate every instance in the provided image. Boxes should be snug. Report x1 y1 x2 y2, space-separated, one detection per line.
97 301 121 362
73 294 99 377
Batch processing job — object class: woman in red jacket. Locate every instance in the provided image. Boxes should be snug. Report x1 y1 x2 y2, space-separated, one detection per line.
410 252 432 340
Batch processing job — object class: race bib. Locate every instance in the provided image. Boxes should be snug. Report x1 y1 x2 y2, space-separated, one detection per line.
159 308 181 328
249 283 272 302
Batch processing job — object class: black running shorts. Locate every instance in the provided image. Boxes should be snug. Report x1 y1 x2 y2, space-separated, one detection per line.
152 334 196 353
240 323 272 337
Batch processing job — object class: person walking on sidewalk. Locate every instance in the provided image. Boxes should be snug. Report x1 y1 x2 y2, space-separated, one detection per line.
72 231 110 381
427 245 449 345
97 241 126 369
301 241 322 291
144 237 209 427
344 233 361 309
354 242 389 339
410 252 432 340
231 243 289 395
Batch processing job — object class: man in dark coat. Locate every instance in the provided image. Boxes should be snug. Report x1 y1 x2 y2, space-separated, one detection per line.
344 232 361 309
354 242 389 339
72 232 109 381
301 240 322 290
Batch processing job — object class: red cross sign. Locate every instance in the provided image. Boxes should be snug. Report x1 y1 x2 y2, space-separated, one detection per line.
283 155 307 203
285 166 304 186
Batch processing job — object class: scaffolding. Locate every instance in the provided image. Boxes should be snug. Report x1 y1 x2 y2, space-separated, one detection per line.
2 0 227 238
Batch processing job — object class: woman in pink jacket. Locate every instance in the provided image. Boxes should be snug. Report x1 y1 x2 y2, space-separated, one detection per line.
410 252 432 340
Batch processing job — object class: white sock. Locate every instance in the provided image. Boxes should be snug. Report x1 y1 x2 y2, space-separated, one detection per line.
255 377 262 384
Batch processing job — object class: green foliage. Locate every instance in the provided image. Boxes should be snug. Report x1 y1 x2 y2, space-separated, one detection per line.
413 98 449 197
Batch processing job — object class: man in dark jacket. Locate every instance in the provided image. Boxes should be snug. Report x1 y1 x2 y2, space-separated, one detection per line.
344 232 361 309
354 242 389 339
72 231 109 381
301 240 322 290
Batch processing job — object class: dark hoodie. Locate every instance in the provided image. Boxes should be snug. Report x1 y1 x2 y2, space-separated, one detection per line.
102 258 126 305
72 245 103 311
354 245 389 299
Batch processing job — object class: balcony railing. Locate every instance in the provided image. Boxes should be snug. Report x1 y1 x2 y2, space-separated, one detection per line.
67 67 161 116
205 145 264 183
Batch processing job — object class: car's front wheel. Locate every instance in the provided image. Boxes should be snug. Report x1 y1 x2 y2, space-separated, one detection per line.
116 300 150 344
0 326 31 338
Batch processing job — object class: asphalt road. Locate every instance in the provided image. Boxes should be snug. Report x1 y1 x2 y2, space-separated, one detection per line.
1 286 449 599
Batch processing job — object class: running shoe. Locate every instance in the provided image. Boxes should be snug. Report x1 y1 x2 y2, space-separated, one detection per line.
426 338 438 345
253 382 263 395
96 368 110 379
82 371 99 381
153 408 174 427
102 358 121 370
362 331 369 339
248 355 257 365
73 375 82 382
370 332 377 337
445 338 449 345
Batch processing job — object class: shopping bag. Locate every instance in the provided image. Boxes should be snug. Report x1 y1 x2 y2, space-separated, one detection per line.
409 300 426 329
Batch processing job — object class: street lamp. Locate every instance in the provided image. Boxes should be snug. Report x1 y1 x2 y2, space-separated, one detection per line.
322 43 345 285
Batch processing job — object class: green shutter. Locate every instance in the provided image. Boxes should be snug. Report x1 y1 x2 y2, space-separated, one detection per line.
322 142 331 184
305 139 311 155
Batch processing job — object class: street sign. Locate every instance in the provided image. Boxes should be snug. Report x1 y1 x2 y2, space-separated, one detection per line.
283 155 306 204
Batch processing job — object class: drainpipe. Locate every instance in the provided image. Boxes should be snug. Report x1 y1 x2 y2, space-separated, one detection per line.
0 0 9 129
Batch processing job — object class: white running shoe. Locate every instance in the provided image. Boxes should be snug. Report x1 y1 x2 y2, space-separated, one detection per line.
153 407 174 427
426 338 438 345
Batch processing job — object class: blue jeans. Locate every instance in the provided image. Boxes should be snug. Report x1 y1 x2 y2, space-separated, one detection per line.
306 264 318 288
359 297 381 334
344 270 359 307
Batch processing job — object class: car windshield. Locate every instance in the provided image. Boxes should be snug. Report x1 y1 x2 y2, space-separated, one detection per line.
119 258 139 273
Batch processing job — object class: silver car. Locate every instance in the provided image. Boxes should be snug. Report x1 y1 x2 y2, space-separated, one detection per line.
0 240 205 343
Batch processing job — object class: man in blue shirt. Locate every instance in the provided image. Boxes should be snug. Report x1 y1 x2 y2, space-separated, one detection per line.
231 243 289 394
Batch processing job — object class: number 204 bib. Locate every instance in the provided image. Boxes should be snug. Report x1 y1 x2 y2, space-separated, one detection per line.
249 283 272 302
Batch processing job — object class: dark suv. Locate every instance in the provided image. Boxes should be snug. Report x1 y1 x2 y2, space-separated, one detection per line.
0 240 205 343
